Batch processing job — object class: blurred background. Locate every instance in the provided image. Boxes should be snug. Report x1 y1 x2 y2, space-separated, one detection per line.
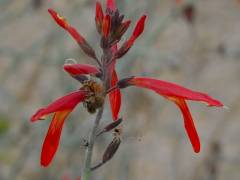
0 0 240 179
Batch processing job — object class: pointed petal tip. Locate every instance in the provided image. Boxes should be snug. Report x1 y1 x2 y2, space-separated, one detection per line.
30 108 46 122
132 15 147 38
48 8 69 29
194 147 201 153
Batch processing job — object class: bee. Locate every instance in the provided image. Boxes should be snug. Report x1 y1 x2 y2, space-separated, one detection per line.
81 80 104 114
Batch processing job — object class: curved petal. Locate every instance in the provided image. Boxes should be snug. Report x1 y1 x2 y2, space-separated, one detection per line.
127 77 223 107
41 110 71 167
31 90 87 122
118 76 223 153
171 98 200 153
63 63 100 76
109 69 121 121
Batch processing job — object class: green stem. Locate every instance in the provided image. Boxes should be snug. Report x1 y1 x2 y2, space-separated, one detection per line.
82 107 104 180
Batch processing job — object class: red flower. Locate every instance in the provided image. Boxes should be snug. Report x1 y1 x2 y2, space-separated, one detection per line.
118 77 223 152
32 0 223 169
48 9 97 60
31 91 87 166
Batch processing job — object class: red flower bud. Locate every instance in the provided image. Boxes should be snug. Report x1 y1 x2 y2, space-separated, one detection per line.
102 15 111 38
133 15 147 38
114 15 147 59
95 1 104 33
48 8 97 60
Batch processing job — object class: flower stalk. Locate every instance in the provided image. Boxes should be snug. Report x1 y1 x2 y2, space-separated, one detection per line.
82 106 104 180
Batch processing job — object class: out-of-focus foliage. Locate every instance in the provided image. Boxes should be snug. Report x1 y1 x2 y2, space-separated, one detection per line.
0 0 240 180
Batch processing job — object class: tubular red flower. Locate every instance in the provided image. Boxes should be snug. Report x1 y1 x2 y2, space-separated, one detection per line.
109 69 121 121
48 9 97 60
63 63 100 76
30 91 87 166
107 0 116 11
119 76 223 152
48 9 84 44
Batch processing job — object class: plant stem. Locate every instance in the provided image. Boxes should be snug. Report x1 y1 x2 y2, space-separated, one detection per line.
82 107 104 180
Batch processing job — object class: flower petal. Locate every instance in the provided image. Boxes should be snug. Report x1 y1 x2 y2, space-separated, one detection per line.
31 90 87 122
127 77 223 107
63 63 100 76
41 110 71 166
109 69 121 121
119 76 223 153
171 98 200 153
